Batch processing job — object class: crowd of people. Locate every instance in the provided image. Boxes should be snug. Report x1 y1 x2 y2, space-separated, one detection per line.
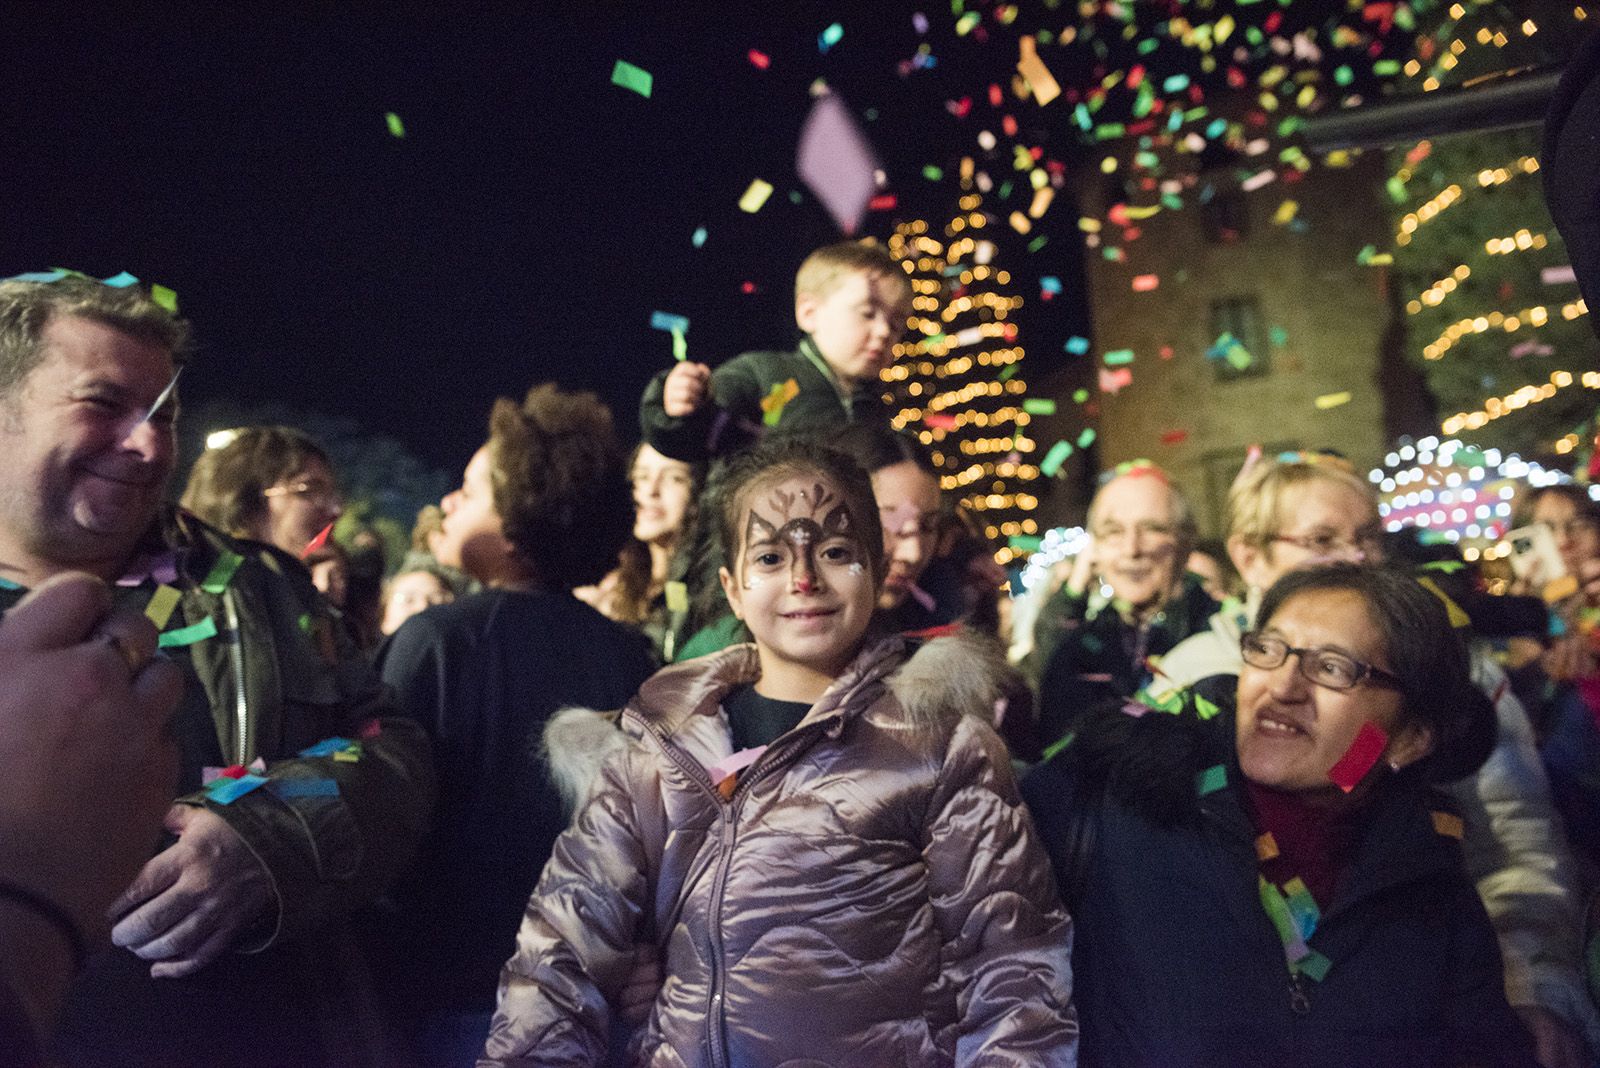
7 64 1600 1066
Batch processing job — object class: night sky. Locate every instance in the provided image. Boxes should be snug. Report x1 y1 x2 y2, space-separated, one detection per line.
0 6 1086 485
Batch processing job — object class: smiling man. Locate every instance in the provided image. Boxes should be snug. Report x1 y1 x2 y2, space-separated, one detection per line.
1030 463 1219 747
0 275 433 1068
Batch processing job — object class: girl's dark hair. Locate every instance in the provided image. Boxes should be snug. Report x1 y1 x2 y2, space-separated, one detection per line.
1255 563 1494 782
713 436 885 586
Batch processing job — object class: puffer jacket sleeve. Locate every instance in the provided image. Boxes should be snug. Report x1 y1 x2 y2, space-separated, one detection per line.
923 714 1079 1066
479 742 655 1067
1451 653 1598 1048
1441 855 1543 1067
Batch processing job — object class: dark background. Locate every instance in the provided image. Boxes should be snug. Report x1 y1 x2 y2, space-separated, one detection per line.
0 5 1087 487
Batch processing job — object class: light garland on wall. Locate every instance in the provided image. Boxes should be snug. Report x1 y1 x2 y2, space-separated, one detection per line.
1422 299 1588 360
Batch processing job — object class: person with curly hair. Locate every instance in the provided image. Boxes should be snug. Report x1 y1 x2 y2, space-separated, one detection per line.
372 384 656 1065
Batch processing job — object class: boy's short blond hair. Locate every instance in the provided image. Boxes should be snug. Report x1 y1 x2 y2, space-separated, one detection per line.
794 240 910 305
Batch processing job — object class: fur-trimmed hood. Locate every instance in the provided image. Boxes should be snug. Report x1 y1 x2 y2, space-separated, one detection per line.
543 628 1015 815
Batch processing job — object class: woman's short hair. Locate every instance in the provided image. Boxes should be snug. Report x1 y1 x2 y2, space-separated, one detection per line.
1255 563 1494 782
830 423 940 479
485 383 632 591
1227 453 1375 548
180 425 331 539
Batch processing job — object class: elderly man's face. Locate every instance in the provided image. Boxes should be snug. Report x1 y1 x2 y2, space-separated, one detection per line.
1090 474 1182 613
0 315 177 575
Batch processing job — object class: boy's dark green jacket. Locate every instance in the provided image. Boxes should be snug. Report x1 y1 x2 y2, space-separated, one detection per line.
639 336 892 463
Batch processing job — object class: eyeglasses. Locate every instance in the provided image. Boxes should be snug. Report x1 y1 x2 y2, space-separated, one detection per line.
1269 529 1383 559
1093 520 1177 544
263 480 343 509
1240 632 1402 692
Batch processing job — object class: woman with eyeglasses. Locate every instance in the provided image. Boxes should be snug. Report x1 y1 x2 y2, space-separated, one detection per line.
1023 564 1536 1067
180 425 344 559
1150 454 1596 1068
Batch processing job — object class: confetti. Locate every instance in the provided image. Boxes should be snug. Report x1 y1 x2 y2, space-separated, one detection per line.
650 311 689 335
818 22 843 52
739 179 775 213
150 285 179 313
1009 534 1043 553
1327 720 1388 792
1314 391 1352 410
1040 440 1074 477
1023 398 1056 416
797 92 880 234
1065 335 1090 355
924 412 958 429
1131 274 1159 292
145 585 182 629
1099 367 1133 394
747 49 771 69
611 60 653 98
664 581 690 614
1077 428 1097 448
158 616 218 649
1103 349 1135 366
761 378 800 427
1016 36 1062 106
384 112 405 138
101 271 139 288
1196 764 1228 796
692 227 708 248
1273 200 1299 225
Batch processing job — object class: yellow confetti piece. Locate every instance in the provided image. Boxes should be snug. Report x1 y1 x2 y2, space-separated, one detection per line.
1008 211 1032 234
145 584 182 629
1078 217 1102 233
1121 203 1162 220
1028 186 1055 219
739 179 774 214
1273 200 1299 226
1430 811 1464 839
1314 391 1352 410
664 580 689 614
1255 832 1279 861
1416 576 1473 628
1016 36 1061 106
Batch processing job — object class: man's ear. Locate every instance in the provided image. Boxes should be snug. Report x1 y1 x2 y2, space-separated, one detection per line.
794 292 819 334
718 566 744 620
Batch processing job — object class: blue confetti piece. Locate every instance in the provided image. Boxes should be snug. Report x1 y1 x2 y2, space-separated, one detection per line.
208 774 269 804
650 311 689 334
269 778 341 799
101 271 140 288
299 736 354 758
1065 335 1091 355
6 270 68 283
692 227 707 248
1040 276 1062 294
818 22 843 52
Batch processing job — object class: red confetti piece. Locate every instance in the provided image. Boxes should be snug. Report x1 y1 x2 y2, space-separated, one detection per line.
1002 115 1018 137
740 281 758 294
1159 345 1174 360
1327 720 1389 793
748 49 770 69
988 83 1002 107
302 521 335 559
1160 429 1189 445
868 194 897 211
947 96 972 118
1132 274 1159 292
924 412 958 429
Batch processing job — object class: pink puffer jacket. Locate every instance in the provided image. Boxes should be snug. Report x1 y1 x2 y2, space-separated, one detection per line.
479 632 1077 1067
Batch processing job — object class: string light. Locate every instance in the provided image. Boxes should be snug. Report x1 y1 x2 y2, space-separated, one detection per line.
1422 299 1587 360
1440 370 1600 435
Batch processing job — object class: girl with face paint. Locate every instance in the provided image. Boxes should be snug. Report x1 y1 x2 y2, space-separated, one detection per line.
488 438 1078 1067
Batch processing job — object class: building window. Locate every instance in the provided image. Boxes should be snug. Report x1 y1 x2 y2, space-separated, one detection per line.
1209 296 1268 381
1201 189 1249 244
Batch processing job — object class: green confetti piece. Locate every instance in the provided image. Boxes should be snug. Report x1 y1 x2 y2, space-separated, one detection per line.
1023 398 1057 416
788 189 803 205
1296 950 1332 981
998 180 1013 199
1385 176 1408 204
159 616 219 648
1334 65 1354 87
384 111 405 138
1072 388 1089 403
1103 349 1134 366
1137 37 1159 54
297 613 313 634
611 60 653 98
922 165 944 181
1194 694 1221 720
818 22 843 51
150 285 179 313
1373 59 1401 76
1196 764 1228 795
1040 440 1074 477
998 363 1019 381
1040 730 1077 763
1027 235 1048 252
1076 428 1096 448
200 551 244 595
1420 560 1467 574
1008 534 1043 553
1453 448 1487 467
1270 326 1288 347
671 327 687 362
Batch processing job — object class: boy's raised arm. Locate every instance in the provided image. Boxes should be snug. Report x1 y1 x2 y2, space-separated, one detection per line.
478 747 654 1067
640 355 767 463
923 716 1079 1066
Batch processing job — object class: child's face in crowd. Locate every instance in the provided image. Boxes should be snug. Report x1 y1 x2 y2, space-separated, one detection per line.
720 472 876 681
382 570 454 635
872 461 942 610
796 269 911 387
436 445 512 582
631 444 694 546
1235 589 1426 800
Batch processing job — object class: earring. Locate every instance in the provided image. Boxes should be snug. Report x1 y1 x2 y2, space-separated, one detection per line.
1387 759 1403 773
